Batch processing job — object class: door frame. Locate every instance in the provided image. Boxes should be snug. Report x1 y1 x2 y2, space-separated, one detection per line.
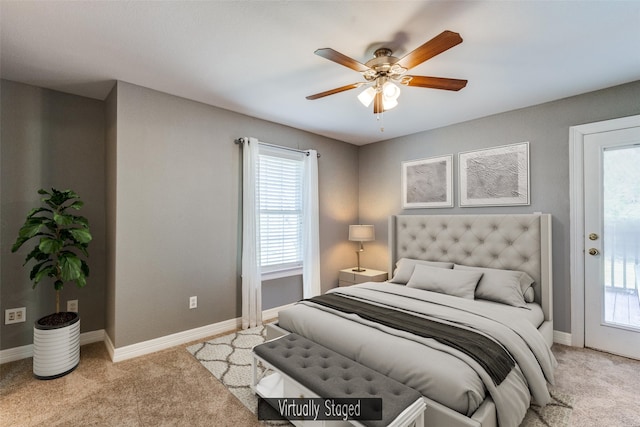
569 114 640 347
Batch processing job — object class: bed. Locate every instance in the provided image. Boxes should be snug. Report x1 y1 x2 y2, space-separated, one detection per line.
275 214 556 427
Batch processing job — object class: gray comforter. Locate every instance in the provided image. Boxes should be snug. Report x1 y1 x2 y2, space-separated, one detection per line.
277 282 557 427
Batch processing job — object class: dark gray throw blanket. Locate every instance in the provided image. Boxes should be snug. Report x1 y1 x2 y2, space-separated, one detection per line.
307 293 515 386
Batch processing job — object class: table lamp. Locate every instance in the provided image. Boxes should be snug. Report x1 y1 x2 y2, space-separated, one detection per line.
348 225 375 272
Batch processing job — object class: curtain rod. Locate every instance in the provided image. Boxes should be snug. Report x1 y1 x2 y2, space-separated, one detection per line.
234 138 320 158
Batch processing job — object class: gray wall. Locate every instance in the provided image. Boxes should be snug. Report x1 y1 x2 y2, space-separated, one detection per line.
1 80 107 350
3 76 639 350
107 81 358 347
358 80 640 334
1 78 358 351
104 84 118 344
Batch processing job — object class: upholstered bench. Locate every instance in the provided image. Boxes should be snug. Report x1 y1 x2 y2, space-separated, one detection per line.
252 333 426 427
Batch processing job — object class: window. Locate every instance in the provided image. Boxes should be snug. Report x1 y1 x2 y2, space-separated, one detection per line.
257 146 305 278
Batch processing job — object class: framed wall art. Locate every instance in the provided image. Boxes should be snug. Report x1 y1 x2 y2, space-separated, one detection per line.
401 155 453 208
458 142 530 207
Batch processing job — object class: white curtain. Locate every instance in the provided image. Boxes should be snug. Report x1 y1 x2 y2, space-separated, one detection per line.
241 137 262 329
302 150 321 298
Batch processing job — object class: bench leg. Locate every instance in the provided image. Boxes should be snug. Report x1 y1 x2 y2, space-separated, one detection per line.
251 354 257 392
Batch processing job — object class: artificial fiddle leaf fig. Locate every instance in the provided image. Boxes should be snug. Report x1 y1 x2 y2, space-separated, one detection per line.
12 188 92 313
59 253 82 281
69 228 92 244
69 201 84 210
53 212 75 226
39 238 64 255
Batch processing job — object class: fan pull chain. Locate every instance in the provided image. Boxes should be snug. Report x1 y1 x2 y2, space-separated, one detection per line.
377 112 384 132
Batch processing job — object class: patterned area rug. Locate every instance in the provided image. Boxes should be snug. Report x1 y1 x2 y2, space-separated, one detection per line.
187 326 573 427
521 390 574 427
187 325 268 418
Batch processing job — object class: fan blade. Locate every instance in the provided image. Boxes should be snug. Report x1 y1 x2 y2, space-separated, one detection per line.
314 48 370 72
401 75 467 91
306 83 364 100
373 91 384 114
397 31 463 70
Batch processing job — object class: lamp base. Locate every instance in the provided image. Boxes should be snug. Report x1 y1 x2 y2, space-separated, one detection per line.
353 248 366 273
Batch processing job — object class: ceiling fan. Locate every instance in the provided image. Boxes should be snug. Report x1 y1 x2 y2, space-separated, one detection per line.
306 30 468 114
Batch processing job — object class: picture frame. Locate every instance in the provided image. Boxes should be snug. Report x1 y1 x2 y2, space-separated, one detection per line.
402 155 453 208
458 142 530 207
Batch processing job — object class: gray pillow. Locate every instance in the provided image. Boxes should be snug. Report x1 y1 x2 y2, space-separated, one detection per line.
453 264 534 308
406 264 482 299
389 258 454 285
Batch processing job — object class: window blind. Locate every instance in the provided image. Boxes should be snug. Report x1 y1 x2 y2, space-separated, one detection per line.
258 150 304 271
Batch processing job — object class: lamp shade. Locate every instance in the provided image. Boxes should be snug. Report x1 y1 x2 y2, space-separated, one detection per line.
349 225 375 242
382 81 400 110
382 97 398 110
357 87 376 107
382 81 400 100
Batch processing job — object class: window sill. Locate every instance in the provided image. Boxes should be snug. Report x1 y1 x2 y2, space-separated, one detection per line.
261 266 303 281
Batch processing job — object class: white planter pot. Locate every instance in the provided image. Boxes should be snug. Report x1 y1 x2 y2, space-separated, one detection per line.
33 312 80 380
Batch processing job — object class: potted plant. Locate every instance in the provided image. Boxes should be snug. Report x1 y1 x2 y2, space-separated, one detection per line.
12 188 92 379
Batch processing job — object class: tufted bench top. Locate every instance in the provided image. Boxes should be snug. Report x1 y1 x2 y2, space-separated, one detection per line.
253 333 423 427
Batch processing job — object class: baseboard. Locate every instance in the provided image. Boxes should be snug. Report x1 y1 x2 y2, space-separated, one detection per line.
3 302 313 365
108 317 241 363
0 343 33 365
103 331 116 362
553 330 572 346
107 303 295 363
81 329 106 345
263 302 295 322
0 329 106 365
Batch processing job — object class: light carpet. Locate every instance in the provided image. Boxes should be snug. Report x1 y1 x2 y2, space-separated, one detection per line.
187 326 573 427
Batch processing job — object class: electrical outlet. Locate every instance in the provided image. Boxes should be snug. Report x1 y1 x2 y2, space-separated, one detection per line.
67 299 78 313
5 307 26 325
189 296 197 309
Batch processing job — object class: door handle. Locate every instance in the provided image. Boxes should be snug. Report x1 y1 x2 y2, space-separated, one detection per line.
588 248 600 256
589 233 599 241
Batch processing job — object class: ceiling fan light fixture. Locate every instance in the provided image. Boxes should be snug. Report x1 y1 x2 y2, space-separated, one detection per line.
357 86 376 107
382 81 400 100
389 64 407 76
381 81 400 110
306 30 466 116
382 97 398 110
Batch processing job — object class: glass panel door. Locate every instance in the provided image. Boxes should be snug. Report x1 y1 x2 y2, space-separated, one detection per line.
602 145 640 329
584 126 640 360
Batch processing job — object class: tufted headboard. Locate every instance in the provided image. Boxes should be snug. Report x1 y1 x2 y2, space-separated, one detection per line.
389 214 553 321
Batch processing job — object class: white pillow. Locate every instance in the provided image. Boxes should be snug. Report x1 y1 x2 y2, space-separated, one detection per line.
389 258 454 285
453 264 534 308
406 264 482 299
523 287 535 303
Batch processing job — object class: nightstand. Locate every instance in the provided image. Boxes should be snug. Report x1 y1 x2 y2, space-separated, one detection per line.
338 268 388 287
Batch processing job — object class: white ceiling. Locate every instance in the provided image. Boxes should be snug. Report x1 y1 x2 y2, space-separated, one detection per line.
2 1 639 146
